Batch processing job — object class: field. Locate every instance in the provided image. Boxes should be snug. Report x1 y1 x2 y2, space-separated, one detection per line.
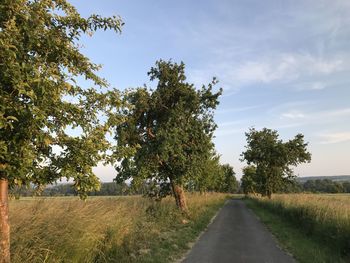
9 193 229 263
245 194 350 262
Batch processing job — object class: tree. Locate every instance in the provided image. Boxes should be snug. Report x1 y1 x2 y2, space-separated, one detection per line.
241 128 311 198
184 157 238 194
184 151 222 193
216 164 238 193
241 165 257 195
114 60 222 212
0 1 123 261
343 182 350 193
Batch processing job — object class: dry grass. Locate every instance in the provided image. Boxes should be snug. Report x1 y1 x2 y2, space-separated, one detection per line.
251 194 350 258
9 193 228 263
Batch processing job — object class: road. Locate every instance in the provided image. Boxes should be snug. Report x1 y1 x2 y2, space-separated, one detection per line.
182 199 295 263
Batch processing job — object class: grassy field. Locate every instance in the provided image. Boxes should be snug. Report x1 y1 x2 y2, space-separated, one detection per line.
245 194 350 263
9 193 229 263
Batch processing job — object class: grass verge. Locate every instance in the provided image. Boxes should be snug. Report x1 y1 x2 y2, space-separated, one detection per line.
244 196 349 263
10 193 229 263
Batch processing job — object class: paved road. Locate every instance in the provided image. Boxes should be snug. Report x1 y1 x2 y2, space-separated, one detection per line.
182 199 295 263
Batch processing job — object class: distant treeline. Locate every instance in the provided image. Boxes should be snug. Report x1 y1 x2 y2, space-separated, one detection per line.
10 182 138 198
279 179 350 194
10 178 350 198
300 179 350 193
10 176 240 198
297 175 350 183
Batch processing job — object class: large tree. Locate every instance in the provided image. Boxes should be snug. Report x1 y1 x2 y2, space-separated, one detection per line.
115 60 222 212
0 1 123 261
241 128 311 198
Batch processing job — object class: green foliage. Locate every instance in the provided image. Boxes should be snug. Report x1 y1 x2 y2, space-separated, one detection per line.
241 165 258 195
218 164 239 193
0 0 125 197
241 128 311 197
114 60 222 199
185 152 222 193
302 179 350 193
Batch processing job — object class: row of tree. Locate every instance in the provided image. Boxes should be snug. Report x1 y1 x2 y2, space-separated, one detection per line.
0 1 237 261
9 163 239 198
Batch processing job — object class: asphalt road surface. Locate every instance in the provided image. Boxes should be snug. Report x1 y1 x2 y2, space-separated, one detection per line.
182 199 295 263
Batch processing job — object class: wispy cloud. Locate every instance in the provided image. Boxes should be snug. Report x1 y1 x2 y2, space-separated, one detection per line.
319 132 350 144
232 53 343 86
279 108 350 124
280 110 305 119
190 53 346 91
294 82 327 91
216 105 261 114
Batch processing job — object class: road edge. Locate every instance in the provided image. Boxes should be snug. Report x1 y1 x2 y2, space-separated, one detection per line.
175 199 231 263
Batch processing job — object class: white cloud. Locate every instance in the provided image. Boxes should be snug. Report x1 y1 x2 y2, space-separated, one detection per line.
278 107 350 123
295 82 327 90
326 108 350 118
319 132 350 144
281 110 305 119
190 53 345 91
233 53 343 86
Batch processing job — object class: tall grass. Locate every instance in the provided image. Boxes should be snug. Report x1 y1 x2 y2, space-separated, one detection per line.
250 194 350 259
10 193 228 263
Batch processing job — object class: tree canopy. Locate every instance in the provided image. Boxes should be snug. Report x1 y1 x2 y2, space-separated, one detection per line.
0 2 123 261
241 128 311 198
219 164 239 193
114 60 222 211
0 0 124 195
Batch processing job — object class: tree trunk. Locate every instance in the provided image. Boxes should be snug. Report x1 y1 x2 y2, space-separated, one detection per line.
170 180 188 213
173 184 188 212
0 178 10 263
266 189 272 199
170 181 180 207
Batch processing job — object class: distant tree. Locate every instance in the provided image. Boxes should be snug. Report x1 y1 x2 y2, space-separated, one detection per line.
89 182 130 196
281 179 302 193
185 152 222 193
241 165 258 195
183 157 238 194
241 128 311 198
343 182 350 193
114 60 222 212
303 180 317 192
217 164 239 193
302 179 346 193
0 1 123 261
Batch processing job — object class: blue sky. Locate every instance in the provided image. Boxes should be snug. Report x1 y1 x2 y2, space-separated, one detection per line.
70 0 350 180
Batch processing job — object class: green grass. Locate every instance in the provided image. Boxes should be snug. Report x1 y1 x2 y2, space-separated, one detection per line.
10 193 229 263
244 195 350 263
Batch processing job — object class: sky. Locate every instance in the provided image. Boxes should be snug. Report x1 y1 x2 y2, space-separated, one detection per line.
70 0 350 181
